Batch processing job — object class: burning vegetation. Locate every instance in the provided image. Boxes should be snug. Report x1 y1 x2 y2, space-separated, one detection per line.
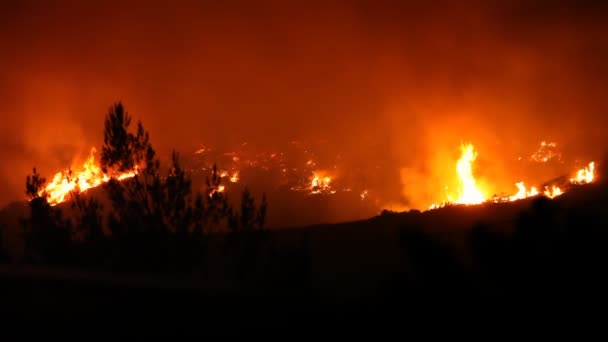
23 103 268 267
39 137 599 216
33 101 600 218
429 143 596 210
41 148 137 205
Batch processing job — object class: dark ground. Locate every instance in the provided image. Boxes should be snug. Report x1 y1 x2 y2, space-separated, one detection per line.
1 181 608 335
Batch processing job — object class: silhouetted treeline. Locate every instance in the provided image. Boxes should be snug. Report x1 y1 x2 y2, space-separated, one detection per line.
21 102 268 273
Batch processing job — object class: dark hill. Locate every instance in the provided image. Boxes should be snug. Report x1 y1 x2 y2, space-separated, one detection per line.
1 181 608 334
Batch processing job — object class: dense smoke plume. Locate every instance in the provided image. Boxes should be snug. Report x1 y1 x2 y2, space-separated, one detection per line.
1 0 607 215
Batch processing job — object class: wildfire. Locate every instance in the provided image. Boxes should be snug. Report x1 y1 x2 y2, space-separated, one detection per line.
42 148 137 206
509 182 539 202
454 144 486 205
530 141 562 163
209 185 225 197
429 143 597 210
311 171 334 194
229 172 239 183
570 162 595 184
543 185 563 199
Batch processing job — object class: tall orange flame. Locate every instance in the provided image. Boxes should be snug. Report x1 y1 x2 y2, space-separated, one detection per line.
429 143 597 210
454 143 485 205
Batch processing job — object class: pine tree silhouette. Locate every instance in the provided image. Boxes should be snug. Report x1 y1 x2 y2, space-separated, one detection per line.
22 168 73 265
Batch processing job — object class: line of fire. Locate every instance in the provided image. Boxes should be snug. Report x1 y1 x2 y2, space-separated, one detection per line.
39 140 597 211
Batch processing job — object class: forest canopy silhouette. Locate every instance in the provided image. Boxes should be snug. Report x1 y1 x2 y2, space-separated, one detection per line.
21 102 268 271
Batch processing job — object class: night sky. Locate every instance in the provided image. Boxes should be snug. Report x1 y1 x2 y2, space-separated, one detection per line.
1 0 607 209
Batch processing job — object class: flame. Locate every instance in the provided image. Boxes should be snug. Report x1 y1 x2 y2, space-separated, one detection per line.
310 171 335 194
429 143 597 210
543 185 563 199
509 182 539 201
229 172 239 183
454 143 486 205
42 147 137 205
571 162 595 184
208 185 225 198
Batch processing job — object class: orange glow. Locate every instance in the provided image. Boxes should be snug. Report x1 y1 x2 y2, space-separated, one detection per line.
42 147 137 205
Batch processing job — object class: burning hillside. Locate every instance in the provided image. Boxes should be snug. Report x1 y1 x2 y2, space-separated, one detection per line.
38 136 599 220
39 140 374 209
429 143 596 210
42 148 137 205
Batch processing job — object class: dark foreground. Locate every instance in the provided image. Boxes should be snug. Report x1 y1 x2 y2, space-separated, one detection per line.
0 265 605 336
2 182 608 335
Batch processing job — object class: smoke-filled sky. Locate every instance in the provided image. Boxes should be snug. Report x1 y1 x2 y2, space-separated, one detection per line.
1 0 607 209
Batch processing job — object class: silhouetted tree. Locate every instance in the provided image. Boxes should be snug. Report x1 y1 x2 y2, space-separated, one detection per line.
99 102 170 270
70 188 107 267
99 103 248 271
21 101 272 273
229 188 268 233
101 102 149 173
22 168 73 265
204 164 232 233
223 187 269 283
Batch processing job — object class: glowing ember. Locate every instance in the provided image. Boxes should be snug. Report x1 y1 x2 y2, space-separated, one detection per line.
42 147 137 206
454 144 485 205
530 141 562 163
